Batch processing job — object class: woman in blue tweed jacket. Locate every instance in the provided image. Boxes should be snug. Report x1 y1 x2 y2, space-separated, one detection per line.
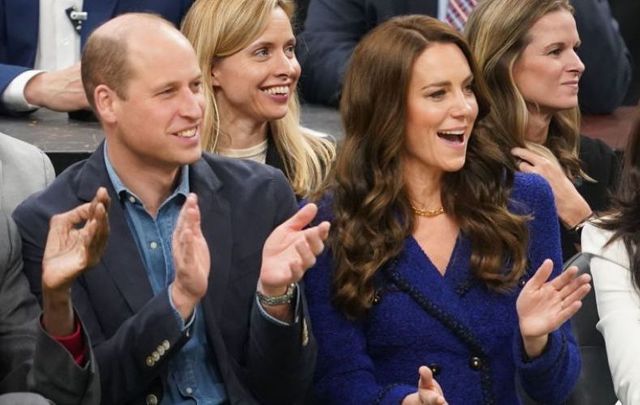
304 15 591 405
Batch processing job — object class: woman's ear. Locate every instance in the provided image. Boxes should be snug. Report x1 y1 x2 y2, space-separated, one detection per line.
211 65 221 87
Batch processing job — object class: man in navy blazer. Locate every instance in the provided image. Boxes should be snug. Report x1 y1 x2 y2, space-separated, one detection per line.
0 0 193 114
13 13 327 405
298 0 631 114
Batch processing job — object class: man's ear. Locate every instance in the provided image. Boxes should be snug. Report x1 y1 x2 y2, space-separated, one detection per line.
94 84 118 124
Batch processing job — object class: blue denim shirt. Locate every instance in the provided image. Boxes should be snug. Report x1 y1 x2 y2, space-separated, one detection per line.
104 145 227 404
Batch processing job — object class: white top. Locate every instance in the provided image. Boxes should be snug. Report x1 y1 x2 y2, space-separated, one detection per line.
218 139 268 164
1 0 83 111
582 222 640 405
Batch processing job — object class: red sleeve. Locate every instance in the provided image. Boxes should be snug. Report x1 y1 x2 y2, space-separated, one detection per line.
50 320 87 366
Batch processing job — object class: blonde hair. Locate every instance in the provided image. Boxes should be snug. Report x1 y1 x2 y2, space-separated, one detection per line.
466 0 584 180
181 0 335 197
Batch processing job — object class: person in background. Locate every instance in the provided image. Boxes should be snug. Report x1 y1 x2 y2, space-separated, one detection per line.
181 0 334 199
466 0 620 261
0 132 55 215
304 14 590 404
581 107 640 405
14 13 327 404
0 0 194 114
0 188 108 405
297 0 630 115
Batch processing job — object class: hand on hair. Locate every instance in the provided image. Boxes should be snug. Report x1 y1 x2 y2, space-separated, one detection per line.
24 62 89 112
42 187 110 336
257 203 330 320
516 259 591 358
171 193 210 321
402 366 447 405
511 147 592 228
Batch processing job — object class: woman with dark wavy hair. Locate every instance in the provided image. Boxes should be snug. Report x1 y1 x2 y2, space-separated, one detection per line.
304 15 591 404
466 0 620 260
582 110 640 404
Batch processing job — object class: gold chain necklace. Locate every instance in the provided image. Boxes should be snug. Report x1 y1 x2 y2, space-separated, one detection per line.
410 204 445 218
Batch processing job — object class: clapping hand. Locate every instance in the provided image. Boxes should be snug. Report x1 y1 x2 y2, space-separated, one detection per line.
42 187 110 293
516 259 591 358
258 203 330 319
42 187 110 335
171 193 210 320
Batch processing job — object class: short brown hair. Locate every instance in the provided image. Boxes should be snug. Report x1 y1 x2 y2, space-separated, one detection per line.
81 13 175 111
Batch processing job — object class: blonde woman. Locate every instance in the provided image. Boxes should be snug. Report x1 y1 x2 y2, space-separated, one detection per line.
181 0 335 198
466 0 620 260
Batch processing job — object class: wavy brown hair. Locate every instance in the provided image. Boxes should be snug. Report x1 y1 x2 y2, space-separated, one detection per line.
319 15 529 319
597 107 640 291
466 0 585 181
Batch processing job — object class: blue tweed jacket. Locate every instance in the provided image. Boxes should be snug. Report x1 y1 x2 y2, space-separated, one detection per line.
304 172 580 404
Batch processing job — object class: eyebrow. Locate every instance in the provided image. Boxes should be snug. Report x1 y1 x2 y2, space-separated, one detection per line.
420 75 474 91
544 39 582 49
249 38 296 49
152 73 202 93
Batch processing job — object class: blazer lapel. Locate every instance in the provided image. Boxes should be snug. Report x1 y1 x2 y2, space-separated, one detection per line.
190 158 232 323
387 236 480 350
76 143 154 312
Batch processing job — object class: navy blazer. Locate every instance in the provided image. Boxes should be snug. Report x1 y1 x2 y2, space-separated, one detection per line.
12 145 316 405
298 0 631 114
0 0 193 112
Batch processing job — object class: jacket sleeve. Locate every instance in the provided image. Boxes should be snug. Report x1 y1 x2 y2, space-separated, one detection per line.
0 213 98 404
72 282 191 405
245 171 319 404
13 198 191 405
573 0 632 114
297 0 369 107
512 174 582 403
29 320 100 405
0 213 39 393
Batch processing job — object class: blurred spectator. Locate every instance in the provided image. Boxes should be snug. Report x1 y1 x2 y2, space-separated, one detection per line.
609 0 640 105
0 0 193 114
467 0 620 260
0 133 54 215
298 0 631 114
182 0 335 199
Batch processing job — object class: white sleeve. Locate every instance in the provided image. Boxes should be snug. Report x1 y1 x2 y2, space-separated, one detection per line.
1 70 44 112
582 223 640 404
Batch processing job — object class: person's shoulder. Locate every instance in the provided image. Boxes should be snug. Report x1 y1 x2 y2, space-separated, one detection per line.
509 172 555 216
0 132 47 163
199 152 288 184
512 171 553 200
582 220 628 268
0 210 17 270
582 222 614 254
304 190 335 224
579 135 616 158
196 153 296 208
12 157 86 220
